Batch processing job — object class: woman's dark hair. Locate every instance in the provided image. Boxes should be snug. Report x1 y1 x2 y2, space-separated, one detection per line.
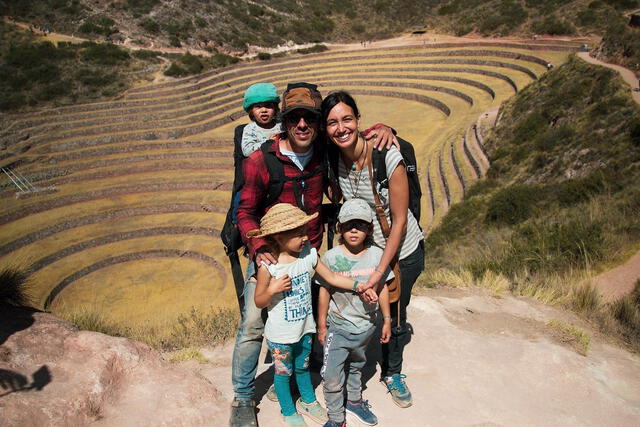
320 91 360 129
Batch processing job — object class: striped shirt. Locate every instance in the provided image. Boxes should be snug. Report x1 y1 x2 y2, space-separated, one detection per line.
338 147 422 260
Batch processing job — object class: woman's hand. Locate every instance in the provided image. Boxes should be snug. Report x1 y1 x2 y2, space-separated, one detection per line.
317 326 327 347
380 318 391 343
268 274 291 294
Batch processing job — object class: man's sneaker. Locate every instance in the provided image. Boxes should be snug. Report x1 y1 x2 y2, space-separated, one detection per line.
346 399 377 425
296 398 328 424
266 384 278 402
282 413 308 427
322 421 345 427
229 399 257 427
382 374 412 408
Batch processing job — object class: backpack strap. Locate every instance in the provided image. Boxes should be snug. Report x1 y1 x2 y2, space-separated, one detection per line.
372 147 390 189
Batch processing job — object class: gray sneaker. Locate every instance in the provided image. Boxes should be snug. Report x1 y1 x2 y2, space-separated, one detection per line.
382 374 412 408
266 384 278 402
296 398 328 424
229 399 257 427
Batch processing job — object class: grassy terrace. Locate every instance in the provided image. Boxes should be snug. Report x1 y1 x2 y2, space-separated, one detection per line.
0 40 577 341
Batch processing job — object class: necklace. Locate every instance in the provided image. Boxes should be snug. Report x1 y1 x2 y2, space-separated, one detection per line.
350 139 366 171
347 139 367 198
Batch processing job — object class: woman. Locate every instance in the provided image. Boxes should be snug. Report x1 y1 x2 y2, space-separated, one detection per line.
321 91 425 409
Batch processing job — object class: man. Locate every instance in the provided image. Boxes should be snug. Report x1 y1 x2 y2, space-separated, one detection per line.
229 82 395 427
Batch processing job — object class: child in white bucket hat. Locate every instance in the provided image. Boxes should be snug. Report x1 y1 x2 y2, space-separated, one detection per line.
316 199 393 427
249 203 378 427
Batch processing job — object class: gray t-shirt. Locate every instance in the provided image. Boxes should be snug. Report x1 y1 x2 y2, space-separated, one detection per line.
318 245 393 334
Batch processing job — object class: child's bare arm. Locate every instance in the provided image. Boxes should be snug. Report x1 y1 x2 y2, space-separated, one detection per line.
254 265 291 308
317 286 330 346
379 284 392 344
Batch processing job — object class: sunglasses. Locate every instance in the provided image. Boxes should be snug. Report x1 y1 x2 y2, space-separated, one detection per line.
339 220 371 232
285 111 319 124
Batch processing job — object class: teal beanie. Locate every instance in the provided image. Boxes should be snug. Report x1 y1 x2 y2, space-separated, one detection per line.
243 83 279 112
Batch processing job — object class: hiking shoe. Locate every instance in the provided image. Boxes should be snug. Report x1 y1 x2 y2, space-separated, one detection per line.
282 413 308 427
382 374 412 408
346 399 377 425
266 384 278 402
296 398 328 424
322 421 345 427
229 399 257 427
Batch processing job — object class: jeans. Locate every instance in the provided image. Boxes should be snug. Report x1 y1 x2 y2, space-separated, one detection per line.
267 334 316 416
231 261 266 401
321 325 376 422
381 243 425 377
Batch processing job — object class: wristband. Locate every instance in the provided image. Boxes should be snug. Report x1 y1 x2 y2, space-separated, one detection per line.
374 267 384 275
353 281 359 291
383 315 391 319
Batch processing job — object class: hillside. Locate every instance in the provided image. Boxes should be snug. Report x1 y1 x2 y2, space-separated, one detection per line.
424 54 640 349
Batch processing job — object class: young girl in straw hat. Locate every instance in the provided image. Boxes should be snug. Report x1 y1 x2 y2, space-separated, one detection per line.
249 203 378 427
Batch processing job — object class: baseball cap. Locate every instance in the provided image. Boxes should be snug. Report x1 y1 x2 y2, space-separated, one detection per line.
243 83 279 112
338 199 373 224
281 82 322 116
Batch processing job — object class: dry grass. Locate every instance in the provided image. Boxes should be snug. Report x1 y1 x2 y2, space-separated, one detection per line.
547 319 591 356
421 267 509 296
168 347 208 363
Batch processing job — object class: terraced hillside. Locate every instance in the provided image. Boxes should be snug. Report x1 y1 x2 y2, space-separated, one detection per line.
0 39 579 329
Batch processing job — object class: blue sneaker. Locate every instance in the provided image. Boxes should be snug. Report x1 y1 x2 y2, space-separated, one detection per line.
322 421 345 427
382 374 412 408
346 399 377 425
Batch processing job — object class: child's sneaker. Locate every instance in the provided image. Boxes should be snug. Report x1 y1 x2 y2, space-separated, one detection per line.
296 398 328 424
322 421 345 427
346 399 377 425
266 384 278 402
282 413 308 427
381 374 412 408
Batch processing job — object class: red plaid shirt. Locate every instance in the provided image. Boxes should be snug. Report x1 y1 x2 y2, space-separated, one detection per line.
237 134 326 259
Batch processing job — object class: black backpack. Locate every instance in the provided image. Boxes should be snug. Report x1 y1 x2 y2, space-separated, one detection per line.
220 125 326 255
328 136 422 222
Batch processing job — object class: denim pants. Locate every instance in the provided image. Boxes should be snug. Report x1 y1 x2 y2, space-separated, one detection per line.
267 334 316 416
381 243 424 377
321 325 376 422
231 261 266 401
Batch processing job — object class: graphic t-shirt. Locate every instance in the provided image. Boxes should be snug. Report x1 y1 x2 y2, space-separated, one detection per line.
318 245 393 334
262 242 317 344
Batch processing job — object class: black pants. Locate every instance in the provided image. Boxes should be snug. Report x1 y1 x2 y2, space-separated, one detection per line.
381 243 425 377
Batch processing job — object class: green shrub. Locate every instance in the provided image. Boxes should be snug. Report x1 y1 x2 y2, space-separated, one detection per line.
132 49 159 60
555 169 615 206
164 62 184 76
533 123 575 152
80 43 130 65
532 17 576 35
36 81 70 100
139 18 160 34
296 44 328 54
485 185 541 226
257 52 271 60
76 68 116 87
426 198 483 248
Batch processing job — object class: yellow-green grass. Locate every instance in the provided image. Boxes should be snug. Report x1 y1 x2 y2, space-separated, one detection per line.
0 41 578 339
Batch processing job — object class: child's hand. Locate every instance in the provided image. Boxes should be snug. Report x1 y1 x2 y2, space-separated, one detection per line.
355 280 374 294
360 288 378 303
380 318 391 344
317 326 327 347
268 274 291 294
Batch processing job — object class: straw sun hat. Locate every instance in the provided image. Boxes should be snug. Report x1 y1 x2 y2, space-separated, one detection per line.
246 203 318 238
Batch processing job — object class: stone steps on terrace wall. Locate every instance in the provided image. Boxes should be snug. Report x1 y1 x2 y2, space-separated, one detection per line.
423 158 437 230
7 79 471 146
450 140 467 195
123 53 540 101
18 151 233 180
442 139 465 205
9 163 232 194
0 181 232 226
1 62 519 140
26 226 221 276
0 204 219 258
19 88 457 153
465 123 490 174
43 248 227 309
453 129 480 184
124 41 576 96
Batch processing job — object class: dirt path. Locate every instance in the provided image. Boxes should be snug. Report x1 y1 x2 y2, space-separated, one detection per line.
577 51 640 104
181 288 640 426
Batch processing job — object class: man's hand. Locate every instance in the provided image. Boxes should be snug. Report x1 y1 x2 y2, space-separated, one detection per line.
256 248 277 265
365 125 398 151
